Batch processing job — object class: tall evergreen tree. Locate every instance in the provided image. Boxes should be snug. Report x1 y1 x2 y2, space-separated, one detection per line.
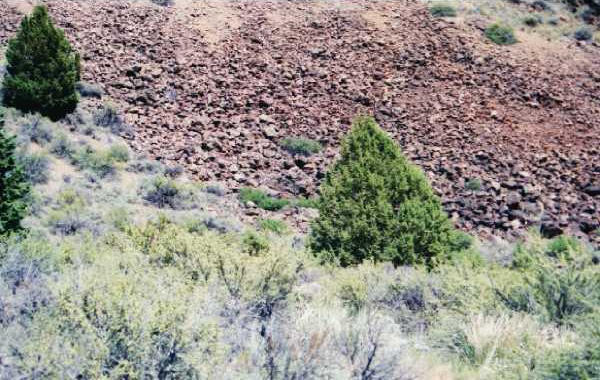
0 110 30 235
310 116 458 267
2 5 80 121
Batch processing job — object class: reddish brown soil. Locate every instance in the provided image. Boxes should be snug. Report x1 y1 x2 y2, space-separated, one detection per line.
1 0 599 242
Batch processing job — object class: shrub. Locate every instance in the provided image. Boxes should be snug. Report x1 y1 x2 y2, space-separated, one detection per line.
19 114 54 145
465 178 482 191
49 132 75 158
485 24 518 45
107 144 129 163
16 150 50 184
310 116 457 267
75 82 102 99
239 188 290 211
574 27 593 41
93 102 133 136
0 112 30 235
2 6 80 120
164 164 184 178
523 15 542 27
126 159 164 174
204 183 226 196
46 189 96 235
93 102 120 128
151 0 174 5
280 137 322 156
429 4 457 17
71 146 116 178
141 176 193 209
242 231 270 256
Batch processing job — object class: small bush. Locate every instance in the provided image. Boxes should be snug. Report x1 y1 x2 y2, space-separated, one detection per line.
107 144 129 163
75 82 102 99
204 183 226 197
93 102 133 136
280 137 322 156
93 102 120 128
242 231 270 256
151 0 174 5
164 164 183 178
429 4 457 17
16 151 50 184
532 0 550 11
19 114 54 145
465 178 482 191
259 218 289 235
574 27 593 41
46 189 95 235
71 146 116 178
523 15 542 27
126 159 164 174
239 188 290 211
49 132 75 159
485 24 518 45
141 176 193 209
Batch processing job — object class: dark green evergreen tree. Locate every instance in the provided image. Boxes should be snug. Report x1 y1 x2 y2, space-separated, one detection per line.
310 116 458 267
2 5 80 121
0 110 30 235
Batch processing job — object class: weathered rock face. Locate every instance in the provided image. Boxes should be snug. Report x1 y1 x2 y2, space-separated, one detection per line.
1 0 598 243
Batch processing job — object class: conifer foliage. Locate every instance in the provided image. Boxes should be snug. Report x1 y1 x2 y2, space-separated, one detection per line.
0 111 30 235
2 6 80 121
310 116 457 267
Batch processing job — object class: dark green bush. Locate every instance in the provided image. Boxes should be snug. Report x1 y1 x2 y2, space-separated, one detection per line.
310 116 457 267
2 6 80 121
239 188 290 211
0 111 30 235
485 24 518 45
429 4 457 17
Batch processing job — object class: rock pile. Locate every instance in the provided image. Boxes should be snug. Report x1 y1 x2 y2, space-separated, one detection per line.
1 0 598 242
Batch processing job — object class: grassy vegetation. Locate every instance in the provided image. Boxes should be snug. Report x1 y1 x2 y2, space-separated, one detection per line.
259 218 289 235
239 187 290 211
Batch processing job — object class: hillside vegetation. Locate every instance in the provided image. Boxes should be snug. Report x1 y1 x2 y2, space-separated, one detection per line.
0 2 599 380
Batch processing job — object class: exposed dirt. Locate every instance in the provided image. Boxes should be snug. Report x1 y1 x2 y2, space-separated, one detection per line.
1 0 599 243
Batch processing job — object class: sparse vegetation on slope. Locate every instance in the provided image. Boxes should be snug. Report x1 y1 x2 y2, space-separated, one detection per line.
0 3 598 379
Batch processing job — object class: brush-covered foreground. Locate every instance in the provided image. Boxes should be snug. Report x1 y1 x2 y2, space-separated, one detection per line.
0 101 599 379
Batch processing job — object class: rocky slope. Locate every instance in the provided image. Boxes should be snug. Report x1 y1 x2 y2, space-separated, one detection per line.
1 0 598 242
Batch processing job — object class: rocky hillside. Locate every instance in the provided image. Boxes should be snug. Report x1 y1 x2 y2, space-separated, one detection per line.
1 0 598 243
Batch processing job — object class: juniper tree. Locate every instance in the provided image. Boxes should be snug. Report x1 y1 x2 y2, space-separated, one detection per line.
0 111 30 235
310 116 458 267
3 6 80 121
